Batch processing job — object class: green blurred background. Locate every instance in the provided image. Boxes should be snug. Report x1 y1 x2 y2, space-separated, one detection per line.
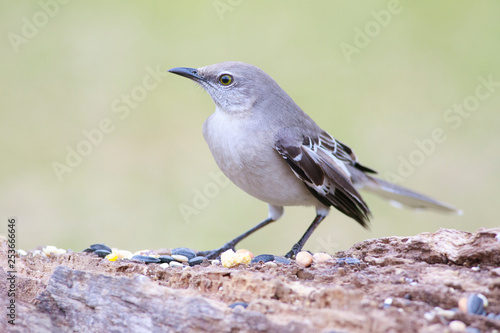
1 1 499 254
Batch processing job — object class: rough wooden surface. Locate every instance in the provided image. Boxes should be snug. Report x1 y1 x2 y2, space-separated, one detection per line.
2 228 500 332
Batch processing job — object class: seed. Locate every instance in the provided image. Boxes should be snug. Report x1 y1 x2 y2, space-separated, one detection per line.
131 255 161 264
188 256 207 266
229 302 248 309
295 251 313 267
171 254 189 262
235 249 254 259
313 252 332 263
220 249 254 268
234 249 253 265
43 246 66 256
171 247 196 260
42 246 58 256
448 320 466 332
273 256 291 264
83 243 112 253
105 253 118 261
94 249 112 258
464 293 487 315
435 307 456 320
169 261 184 268
133 249 156 256
250 254 275 264
158 255 176 263
115 250 133 260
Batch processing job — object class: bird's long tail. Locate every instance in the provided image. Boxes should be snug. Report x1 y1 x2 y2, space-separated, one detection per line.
350 168 462 214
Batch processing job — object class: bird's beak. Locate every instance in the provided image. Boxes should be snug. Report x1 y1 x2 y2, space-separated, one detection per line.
168 67 205 82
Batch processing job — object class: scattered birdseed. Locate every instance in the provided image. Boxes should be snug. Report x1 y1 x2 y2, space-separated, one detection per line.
131 255 161 264
434 307 456 320
295 251 313 267
273 256 291 264
155 248 172 256
229 302 249 309
17 249 27 256
94 249 112 258
264 261 277 268
250 254 275 264
115 250 133 260
234 250 253 265
448 320 466 332
43 245 66 256
133 249 158 257
171 247 196 260
235 249 254 259
171 254 189 262
158 255 176 263
188 256 207 266
83 243 112 253
169 261 184 268
312 252 332 263
105 252 118 261
459 293 488 315
159 263 170 269
221 249 253 268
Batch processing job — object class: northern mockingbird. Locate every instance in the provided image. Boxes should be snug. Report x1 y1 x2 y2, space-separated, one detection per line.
168 61 460 259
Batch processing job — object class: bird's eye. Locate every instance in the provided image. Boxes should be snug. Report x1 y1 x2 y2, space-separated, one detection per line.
219 74 233 86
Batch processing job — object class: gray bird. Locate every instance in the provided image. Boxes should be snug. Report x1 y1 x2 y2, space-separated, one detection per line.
168 61 460 259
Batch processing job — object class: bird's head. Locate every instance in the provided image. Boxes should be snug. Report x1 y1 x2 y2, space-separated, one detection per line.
168 61 285 114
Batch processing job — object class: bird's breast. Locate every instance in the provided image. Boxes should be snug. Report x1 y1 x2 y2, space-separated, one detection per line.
202 108 317 207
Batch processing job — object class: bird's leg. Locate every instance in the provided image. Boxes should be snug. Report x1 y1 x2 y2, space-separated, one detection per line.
285 214 327 259
197 217 275 259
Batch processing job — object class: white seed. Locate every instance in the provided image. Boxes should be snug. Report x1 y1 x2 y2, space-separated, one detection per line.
115 250 133 260
313 252 332 263
169 261 184 268
171 254 189 262
296 251 313 267
448 320 466 332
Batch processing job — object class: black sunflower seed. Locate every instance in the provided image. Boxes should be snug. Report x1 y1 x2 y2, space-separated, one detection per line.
251 254 275 264
188 256 207 266
171 247 196 260
83 243 112 253
94 249 112 258
131 255 161 264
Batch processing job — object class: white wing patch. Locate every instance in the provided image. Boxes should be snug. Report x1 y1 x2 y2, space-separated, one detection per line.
275 132 371 228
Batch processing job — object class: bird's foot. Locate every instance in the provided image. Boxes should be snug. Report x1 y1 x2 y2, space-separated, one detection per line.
196 242 236 259
284 243 302 259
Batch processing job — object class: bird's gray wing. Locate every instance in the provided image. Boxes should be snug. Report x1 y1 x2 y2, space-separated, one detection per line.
318 131 377 174
275 131 371 228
